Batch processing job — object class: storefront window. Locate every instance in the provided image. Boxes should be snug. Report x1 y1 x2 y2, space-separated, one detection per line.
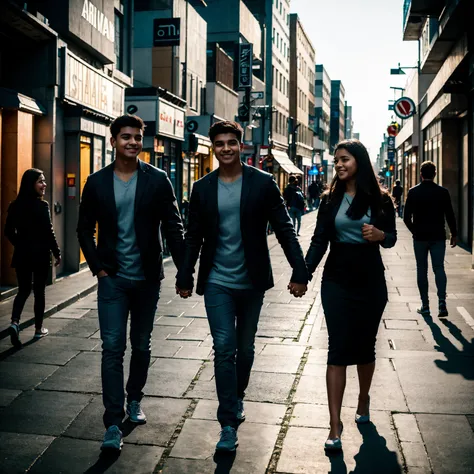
138 151 151 163
182 155 190 201
93 137 104 172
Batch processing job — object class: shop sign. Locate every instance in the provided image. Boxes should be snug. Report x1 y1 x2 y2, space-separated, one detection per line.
153 18 181 47
64 50 124 118
158 100 185 140
387 136 396 150
236 43 253 90
81 0 115 43
394 97 416 119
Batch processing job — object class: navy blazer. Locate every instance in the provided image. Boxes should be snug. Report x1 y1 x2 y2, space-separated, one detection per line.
77 160 184 281
305 192 397 278
176 163 308 295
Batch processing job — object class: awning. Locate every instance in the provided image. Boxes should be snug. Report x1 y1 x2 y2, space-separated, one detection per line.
0 87 46 116
271 149 303 175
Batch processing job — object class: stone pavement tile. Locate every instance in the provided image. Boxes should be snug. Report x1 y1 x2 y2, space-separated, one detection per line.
400 441 430 469
245 371 295 403
53 317 99 338
0 432 54 474
467 415 474 432
406 468 432 474
37 352 102 393
278 409 403 474
192 399 286 425
146 358 202 397
161 458 219 474
0 388 22 407
167 326 210 341
0 361 59 390
293 375 327 405
252 355 301 374
187 379 218 400
260 344 306 358
302 363 327 377
172 346 212 360
28 437 164 474
50 308 90 319
155 316 193 326
5 336 98 366
151 325 183 340
151 341 183 358
291 403 328 428
395 355 474 414
393 414 423 443
170 418 279 472
385 319 420 330
416 414 474 474
0 390 91 436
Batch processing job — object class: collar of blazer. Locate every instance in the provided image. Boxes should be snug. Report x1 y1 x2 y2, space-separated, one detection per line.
101 159 150 220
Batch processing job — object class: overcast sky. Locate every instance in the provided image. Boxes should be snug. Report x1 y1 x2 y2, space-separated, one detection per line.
290 0 419 160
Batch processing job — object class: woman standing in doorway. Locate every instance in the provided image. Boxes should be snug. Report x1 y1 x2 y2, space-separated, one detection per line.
5 169 61 346
305 140 396 451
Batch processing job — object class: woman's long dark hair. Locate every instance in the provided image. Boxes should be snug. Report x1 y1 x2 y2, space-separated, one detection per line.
15 168 44 204
327 139 387 219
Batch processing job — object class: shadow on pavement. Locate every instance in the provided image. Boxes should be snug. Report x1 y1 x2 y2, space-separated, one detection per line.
213 450 236 473
422 315 474 380
83 450 121 474
121 419 140 437
327 423 402 474
0 336 41 361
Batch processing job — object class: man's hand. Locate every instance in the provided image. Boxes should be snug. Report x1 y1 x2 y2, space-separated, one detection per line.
450 236 457 248
54 255 62 267
176 286 192 298
288 282 307 298
97 270 108 279
362 224 385 242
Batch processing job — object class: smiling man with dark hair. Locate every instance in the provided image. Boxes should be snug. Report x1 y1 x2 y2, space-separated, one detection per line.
176 120 308 452
77 114 184 452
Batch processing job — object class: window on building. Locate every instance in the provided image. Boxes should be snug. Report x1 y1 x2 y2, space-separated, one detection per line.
114 5 124 72
189 75 194 108
273 28 275 43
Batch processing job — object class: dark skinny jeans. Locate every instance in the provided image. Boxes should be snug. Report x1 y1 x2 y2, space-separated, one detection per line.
11 264 49 330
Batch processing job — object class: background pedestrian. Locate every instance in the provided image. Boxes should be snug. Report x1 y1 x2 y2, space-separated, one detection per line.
305 139 397 451
5 168 61 347
392 180 403 217
403 161 457 318
283 176 306 235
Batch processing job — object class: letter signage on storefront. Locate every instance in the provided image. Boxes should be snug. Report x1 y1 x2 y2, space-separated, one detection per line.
63 50 124 118
236 43 253 90
81 0 115 42
153 18 181 47
157 100 185 141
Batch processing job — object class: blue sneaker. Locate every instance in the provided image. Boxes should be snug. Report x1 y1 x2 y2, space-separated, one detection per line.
237 399 246 423
126 400 147 424
9 323 21 347
101 425 123 451
216 426 238 452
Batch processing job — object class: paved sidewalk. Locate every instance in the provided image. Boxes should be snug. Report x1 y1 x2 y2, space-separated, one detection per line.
0 212 473 474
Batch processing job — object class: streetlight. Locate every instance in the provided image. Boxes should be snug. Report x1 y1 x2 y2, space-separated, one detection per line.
390 63 418 75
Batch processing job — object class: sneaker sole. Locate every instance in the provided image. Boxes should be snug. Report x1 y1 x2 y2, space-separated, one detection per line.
126 411 147 424
216 443 238 452
9 326 21 347
100 443 123 451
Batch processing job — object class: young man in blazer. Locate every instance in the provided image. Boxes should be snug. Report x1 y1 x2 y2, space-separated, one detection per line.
176 121 308 452
77 115 184 451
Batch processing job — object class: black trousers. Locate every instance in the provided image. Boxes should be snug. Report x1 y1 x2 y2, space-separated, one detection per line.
11 263 49 330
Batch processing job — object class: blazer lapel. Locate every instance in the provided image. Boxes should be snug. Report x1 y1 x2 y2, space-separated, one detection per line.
240 163 253 220
134 160 150 216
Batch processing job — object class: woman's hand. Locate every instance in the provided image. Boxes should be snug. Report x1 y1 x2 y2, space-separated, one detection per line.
362 224 385 242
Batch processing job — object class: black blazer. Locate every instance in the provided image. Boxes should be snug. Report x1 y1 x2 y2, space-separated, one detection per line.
5 199 60 268
305 192 397 277
77 160 184 281
176 163 308 295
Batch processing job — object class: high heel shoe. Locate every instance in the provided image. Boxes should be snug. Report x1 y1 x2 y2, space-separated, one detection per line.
324 422 343 451
355 395 370 424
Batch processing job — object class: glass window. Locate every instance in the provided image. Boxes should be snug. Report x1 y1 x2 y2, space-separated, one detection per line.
93 137 104 172
114 8 123 72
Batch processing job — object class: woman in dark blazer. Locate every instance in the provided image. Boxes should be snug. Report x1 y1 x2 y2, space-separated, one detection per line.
305 140 396 451
5 168 61 346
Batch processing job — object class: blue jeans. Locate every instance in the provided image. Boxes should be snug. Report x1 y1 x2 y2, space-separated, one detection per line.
289 207 303 234
413 240 447 306
97 275 160 428
204 283 265 428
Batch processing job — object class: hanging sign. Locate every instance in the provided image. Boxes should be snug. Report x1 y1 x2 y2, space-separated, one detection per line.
394 97 416 119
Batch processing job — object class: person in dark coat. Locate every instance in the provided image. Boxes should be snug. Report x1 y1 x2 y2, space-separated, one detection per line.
305 139 397 451
5 168 61 346
392 180 403 217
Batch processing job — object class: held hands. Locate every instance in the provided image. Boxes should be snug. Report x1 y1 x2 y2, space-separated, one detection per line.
288 282 307 298
362 224 385 242
97 270 108 279
176 286 192 299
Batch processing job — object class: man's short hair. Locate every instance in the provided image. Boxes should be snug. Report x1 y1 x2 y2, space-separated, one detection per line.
420 161 436 179
209 121 243 143
110 115 145 138
395 180 401 185
289 176 296 184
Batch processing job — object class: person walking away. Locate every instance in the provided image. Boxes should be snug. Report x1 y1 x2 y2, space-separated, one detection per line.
176 121 308 452
77 114 184 452
403 161 457 318
392 180 403 218
305 139 397 452
283 176 305 235
308 181 320 210
5 169 61 346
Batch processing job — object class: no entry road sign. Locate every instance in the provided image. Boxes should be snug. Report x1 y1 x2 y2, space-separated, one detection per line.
394 97 416 119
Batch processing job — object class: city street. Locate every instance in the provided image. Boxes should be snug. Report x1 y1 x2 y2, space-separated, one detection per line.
0 213 473 474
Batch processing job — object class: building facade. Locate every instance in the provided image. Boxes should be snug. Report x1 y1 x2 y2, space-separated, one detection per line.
344 102 353 139
330 80 345 153
0 0 134 286
289 13 315 193
401 0 473 256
